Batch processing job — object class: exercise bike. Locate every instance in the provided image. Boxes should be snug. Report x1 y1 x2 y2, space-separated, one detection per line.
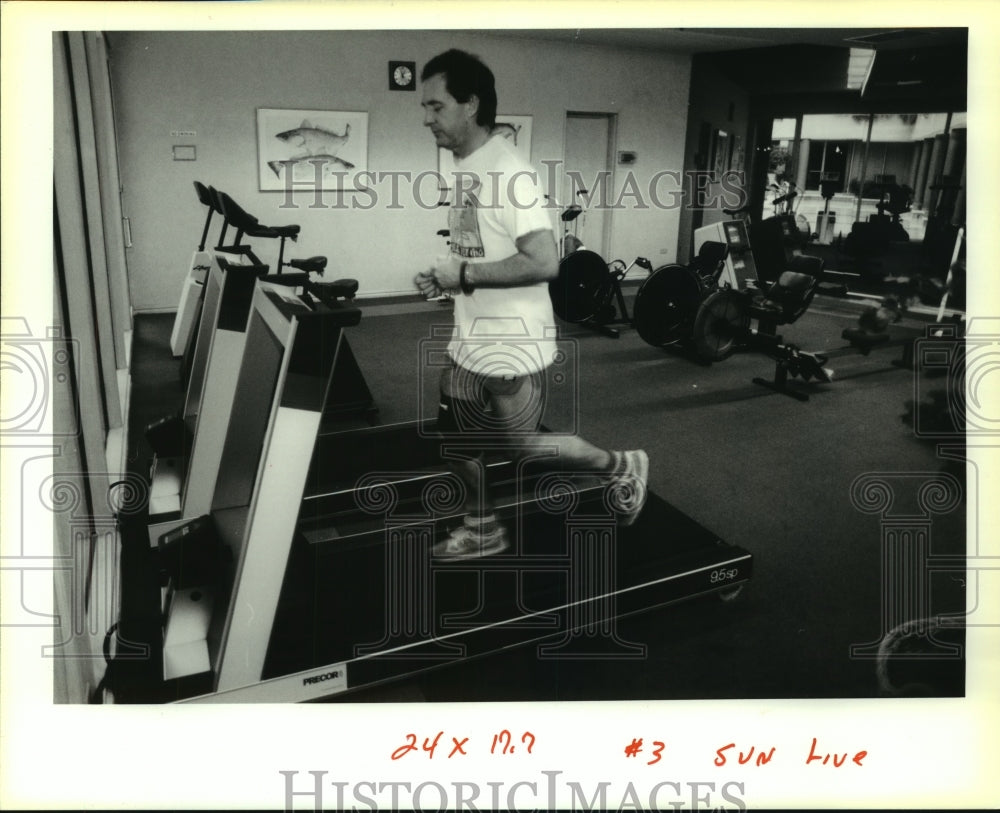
631 241 732 350
546 191 652 338
771 182 812 238
637 200 789 351
635 238 830 399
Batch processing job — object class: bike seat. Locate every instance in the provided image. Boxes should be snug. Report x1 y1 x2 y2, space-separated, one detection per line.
242 221 302 241
561 205 582 223
269 224 301 240
214 245 256 257
312 279 358 300
288 256 328 274
243 222 280 239
749 270 819 325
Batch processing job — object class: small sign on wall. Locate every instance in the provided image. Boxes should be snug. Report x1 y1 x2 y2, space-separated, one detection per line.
173 145 197 161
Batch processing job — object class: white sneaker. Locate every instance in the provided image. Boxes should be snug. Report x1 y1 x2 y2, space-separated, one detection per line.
609 450 649 526
432 522 509 560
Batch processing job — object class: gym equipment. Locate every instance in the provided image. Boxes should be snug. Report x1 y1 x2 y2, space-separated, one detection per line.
633 221 824 351
690 255 823 363
552 190 586 257
169 182 219 357
815 172 840 245
147 183 370 534
692 215 759 291
873 175 911 241
118 281 754 702
697 282 927 402
153 276 364 682
769 184 797 217
146 256 274 532
632 241 731 348
549 251 652 338
546 191 652 338
692 200 819 294
936 227 965 320
175 185 279 388
146 258 367 542
169 183 272 368
765 182 813 241
736 201 848 299
151 182 334 516
636 231 829 399
215 190 328 278
838 175 913 273
214 189 378 425
688 269 830 401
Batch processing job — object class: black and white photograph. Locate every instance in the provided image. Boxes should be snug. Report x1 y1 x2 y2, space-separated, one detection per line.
1 2 997 810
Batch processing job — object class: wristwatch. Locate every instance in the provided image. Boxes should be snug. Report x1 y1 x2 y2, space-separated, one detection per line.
460 261 475 294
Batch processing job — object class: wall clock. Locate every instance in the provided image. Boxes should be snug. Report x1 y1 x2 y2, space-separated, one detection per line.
389 61 416 91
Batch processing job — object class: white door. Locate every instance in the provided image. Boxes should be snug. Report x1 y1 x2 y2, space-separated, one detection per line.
563 113 615 258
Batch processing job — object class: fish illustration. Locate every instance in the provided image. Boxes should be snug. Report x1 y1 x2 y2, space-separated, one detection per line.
492 122 521 146
267 154 356 178
275 120 352 159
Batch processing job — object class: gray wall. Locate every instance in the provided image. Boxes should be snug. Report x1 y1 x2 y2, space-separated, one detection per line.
108 30 693 311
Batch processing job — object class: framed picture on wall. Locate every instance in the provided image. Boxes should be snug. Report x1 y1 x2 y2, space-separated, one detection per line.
257 108 369 192
712 128 730 176
438 114 533 189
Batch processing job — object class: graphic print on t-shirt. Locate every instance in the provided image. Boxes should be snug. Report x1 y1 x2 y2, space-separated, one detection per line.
449 193 485 259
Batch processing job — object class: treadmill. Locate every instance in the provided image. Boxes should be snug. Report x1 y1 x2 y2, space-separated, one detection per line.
138 279 753 702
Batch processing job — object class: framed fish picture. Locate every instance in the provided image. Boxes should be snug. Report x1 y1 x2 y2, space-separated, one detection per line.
257 108 369 192
437 114 532 189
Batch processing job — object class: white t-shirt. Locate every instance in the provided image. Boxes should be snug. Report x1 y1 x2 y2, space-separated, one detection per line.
445 134 558 377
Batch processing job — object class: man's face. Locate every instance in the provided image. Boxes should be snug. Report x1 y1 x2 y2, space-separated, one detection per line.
421 72 476 155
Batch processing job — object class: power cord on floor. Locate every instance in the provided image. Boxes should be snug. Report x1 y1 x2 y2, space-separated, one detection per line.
88 621 119 704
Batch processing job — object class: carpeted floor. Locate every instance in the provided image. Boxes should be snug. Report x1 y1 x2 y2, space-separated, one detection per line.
118 283 967 703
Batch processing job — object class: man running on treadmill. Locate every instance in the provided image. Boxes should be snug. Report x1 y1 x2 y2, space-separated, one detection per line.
414 48 648 559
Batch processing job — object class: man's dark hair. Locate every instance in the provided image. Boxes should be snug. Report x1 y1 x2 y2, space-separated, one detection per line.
421 49 497 129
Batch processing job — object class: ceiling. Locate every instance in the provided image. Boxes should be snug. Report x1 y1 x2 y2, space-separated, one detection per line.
492 27 968 111
493 27 967 55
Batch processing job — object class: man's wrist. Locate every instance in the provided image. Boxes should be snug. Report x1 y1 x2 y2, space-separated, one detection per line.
460 260 475 294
